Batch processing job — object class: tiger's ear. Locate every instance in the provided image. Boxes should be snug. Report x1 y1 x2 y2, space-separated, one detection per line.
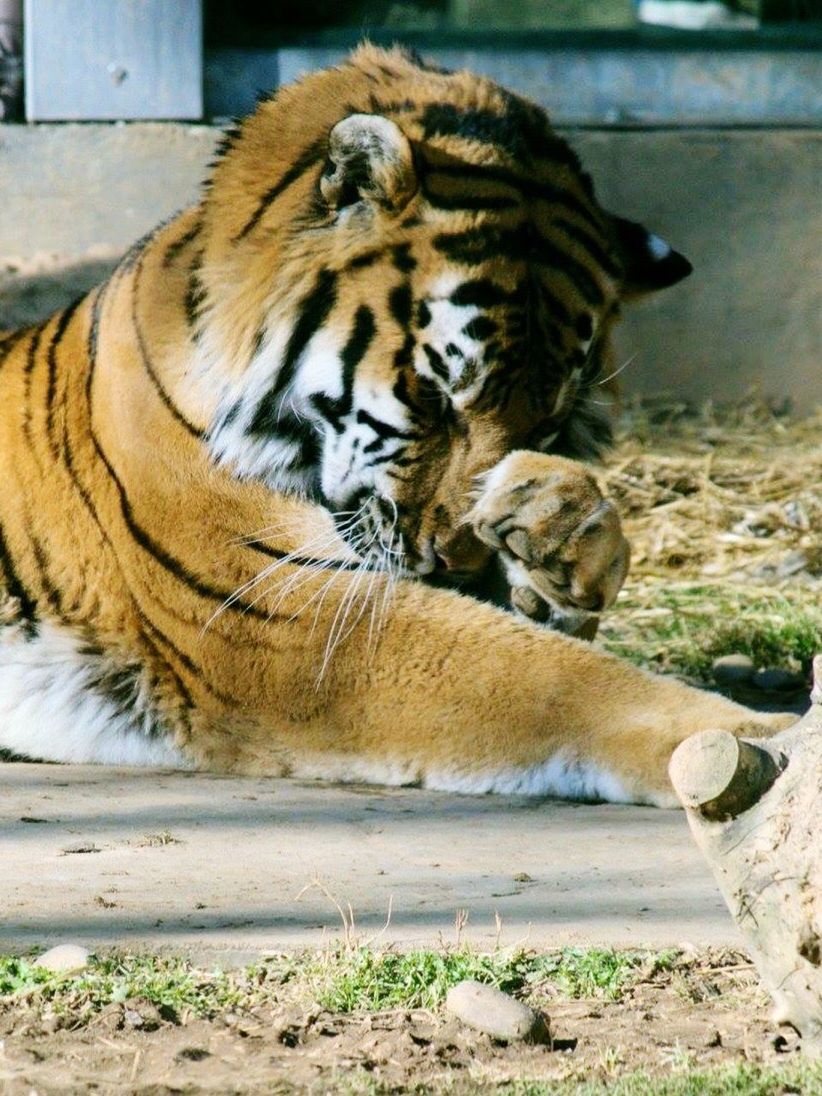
320 114 417 213
611 215 693 295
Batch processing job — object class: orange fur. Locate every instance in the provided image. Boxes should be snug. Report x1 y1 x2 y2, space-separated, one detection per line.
0 47 793 804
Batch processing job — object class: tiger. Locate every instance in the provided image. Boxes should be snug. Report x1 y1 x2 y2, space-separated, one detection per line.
0 45 795 806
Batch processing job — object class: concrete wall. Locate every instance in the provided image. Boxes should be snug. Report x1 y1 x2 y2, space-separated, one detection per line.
0 122 819 405
573 129 822 407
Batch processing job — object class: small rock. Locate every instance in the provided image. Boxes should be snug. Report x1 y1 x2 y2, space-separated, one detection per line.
445 980 549 1043
513 872 534 883
712 653 755 686
752 668 804 692
121 998 163 1032
34 944 90 973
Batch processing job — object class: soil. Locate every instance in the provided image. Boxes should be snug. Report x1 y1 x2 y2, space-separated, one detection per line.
0 953 802 1094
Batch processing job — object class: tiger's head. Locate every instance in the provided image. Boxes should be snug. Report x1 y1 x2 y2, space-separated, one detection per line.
195 45 690 577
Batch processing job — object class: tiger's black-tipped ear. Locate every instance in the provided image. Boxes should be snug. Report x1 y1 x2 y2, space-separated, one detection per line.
611 215 693 295
321 114 417 213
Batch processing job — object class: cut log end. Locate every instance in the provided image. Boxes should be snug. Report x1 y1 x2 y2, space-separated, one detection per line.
669 730 783 821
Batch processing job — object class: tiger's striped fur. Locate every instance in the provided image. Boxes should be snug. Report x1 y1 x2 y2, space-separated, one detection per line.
0 47 794 804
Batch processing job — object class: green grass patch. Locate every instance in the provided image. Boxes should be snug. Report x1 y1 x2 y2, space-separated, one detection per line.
0 946 677 1023
601 584 822 682
492 1060 822 1095
529 947 678 1002
304 946 677 1013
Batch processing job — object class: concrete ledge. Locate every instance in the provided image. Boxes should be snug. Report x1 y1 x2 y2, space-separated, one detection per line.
1 122 819 405
0 122 215 256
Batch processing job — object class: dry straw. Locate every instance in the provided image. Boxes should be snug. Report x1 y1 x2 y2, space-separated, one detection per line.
597 397 822 681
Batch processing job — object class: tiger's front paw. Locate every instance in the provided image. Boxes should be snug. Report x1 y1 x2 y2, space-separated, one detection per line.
469 451 630 636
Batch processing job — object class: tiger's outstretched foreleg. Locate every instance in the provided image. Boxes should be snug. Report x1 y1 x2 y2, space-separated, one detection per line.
184 571 795 807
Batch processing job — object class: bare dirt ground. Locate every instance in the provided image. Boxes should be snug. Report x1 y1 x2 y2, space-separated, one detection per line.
0 951 809 1095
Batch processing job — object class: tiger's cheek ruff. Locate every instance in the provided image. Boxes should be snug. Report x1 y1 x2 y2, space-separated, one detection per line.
205 306 338 498
415 289 487 399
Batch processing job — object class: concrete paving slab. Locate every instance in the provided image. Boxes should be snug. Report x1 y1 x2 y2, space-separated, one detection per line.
1 763 736 961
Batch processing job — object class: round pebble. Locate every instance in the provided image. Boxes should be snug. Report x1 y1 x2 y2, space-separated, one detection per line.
34 944 91 973
752 668 804 692
445 979 550 1043
712 653 754 686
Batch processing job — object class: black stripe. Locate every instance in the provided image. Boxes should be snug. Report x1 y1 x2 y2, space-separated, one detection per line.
0 518 38 624
388 283 413 329
391 244 416 273
29 532 62 613
347 249 382 270
450 279 512 310
44 298 84 456
422 344 449 382
117 224 161 274
434 225 604 307
266 411 322 474
84 288 282 623
137 612 196 714
534 235 605 307
246 538 361 572
553 217 620 278
207 118 243 173
424 161 605 236
422 185 518 213
184 250 207 330
138 611 237 707
21 323 46 451
0 328 28 367
394 333 415 369
540 286 573 328
132 256 204 439
421 98 582 170
363 444 408 468
434 224 526 266
357 408 417 444
421 104 527 162
310 305 376 433
250 268 338 435
162 220 201 268
234 135 326 242
462 316 497 341
391 372 444 422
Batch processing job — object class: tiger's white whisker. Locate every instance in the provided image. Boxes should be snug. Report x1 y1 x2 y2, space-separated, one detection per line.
594 353 637 389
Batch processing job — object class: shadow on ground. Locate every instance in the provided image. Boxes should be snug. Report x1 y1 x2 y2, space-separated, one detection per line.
0 252 119 329
1 763 737 958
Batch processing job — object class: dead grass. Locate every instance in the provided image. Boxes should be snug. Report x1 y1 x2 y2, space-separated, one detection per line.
598 398 822 683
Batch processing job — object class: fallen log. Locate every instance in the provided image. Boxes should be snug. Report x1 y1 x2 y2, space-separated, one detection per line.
669 655 822 1055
